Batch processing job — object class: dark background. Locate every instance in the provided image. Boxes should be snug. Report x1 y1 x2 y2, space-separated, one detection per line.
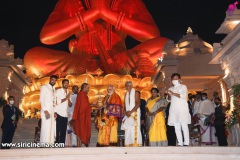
0 0 238 59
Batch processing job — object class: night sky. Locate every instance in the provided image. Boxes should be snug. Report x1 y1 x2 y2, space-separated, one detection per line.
0 0 238 59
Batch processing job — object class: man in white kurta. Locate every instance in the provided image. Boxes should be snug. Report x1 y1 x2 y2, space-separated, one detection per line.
121 81 142 147
40 75 58 146
65 85 78 147
193 94 202 117
167 73 191 146
198 93 216 145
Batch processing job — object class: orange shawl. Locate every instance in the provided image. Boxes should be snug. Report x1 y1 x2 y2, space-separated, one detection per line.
103 92 123 117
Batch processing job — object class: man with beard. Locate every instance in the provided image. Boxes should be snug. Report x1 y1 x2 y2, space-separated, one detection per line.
95 85 122 146
72 83 91 147
55 79 72 144
40 75 58 146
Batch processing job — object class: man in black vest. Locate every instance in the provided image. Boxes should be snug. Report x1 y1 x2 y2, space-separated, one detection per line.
1 96 21 149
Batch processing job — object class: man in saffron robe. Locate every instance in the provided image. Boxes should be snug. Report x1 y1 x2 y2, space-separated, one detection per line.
72 83 91 147
95 85 122 146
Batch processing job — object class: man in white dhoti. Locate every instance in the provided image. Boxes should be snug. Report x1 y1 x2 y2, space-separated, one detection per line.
65 85 78 147
198 93 216 145
40 75 58 146
167 73 191 146
192 93 202 124
121 81 142 147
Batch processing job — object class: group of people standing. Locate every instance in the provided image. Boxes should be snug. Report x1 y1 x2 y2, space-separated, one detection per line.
39 73 193 147
39 75 91 147
1 72 227 149
190 91 228 146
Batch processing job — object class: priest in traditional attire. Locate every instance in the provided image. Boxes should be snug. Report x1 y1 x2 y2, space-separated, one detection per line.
121 81 142 147
72 83 91 147
95 85 122 146
39 75 58 146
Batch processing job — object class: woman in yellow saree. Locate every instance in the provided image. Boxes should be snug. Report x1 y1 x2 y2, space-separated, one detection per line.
146 88 168 146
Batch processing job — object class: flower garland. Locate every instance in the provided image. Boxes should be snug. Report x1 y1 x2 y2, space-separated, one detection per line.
225 84 240 129
225 109 239 130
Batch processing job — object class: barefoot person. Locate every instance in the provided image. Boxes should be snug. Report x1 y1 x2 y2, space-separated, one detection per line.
39 75 58 146
72 83 91 147
65 85 79 147
95 85 122 146
121 81 142 147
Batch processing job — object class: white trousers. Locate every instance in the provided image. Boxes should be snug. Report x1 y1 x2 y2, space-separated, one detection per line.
174 122 189 146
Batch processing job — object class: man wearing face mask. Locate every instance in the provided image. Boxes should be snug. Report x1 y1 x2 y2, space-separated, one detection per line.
214 98 228 146
212 91 221 108
40 75 58 146
167 73 191 146
1 96 21 149
197 93 216 145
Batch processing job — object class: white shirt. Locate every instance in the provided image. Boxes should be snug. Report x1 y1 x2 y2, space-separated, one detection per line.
55 88 70 117
198 99 215 116
193 100 202 116
67 94 77 121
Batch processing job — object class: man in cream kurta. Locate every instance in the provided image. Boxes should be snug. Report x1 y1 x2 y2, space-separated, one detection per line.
121 81 142 147
167 73 191 146
65 85 78 147
40 75 58 146
198 92 216 144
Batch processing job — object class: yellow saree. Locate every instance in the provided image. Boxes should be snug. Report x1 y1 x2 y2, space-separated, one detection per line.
146 97 168 146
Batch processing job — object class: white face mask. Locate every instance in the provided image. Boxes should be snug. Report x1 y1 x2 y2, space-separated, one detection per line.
9 100 14 105
172 80 179 86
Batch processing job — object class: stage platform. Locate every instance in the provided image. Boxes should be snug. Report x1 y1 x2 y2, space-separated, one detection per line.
0 147 240 160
